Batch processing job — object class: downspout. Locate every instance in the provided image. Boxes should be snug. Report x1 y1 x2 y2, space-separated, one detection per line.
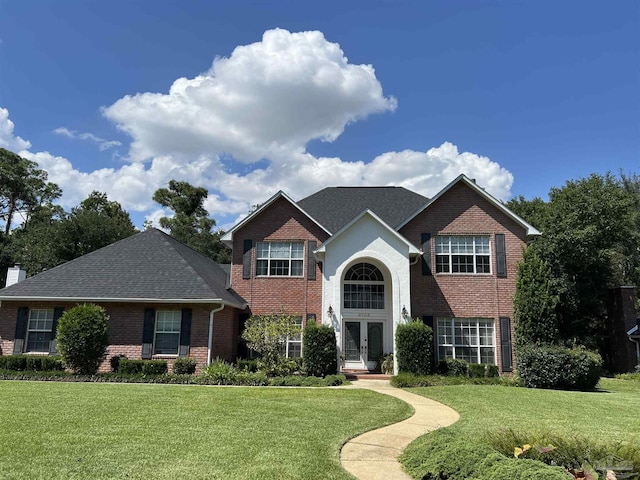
208 304 225 365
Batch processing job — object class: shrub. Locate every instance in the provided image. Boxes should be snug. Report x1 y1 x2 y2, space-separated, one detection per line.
391 372 520 388
142 360 168 375
468 363 486 378
235 370 268 386
437 358 469 377
110 354 127 373
302 322 338 377
396 320 433 375
486 364 500 378
0 355 64 371
635 364 640 374
173 357 197 374
0 355 27 371
236 359 258 372
516 345 602 390
484 458 572 480
118 359 144 374
56 304 109 374
201 359 238 385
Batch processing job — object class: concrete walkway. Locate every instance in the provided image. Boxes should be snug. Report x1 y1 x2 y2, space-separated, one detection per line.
340 379 459 480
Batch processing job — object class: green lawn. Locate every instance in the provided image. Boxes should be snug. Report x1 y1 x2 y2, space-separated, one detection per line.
0 381 411 480
407 378 640 439
402 377 640 477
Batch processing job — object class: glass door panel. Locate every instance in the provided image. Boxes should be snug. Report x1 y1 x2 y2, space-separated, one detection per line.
344 321 361 361
367 322 383 362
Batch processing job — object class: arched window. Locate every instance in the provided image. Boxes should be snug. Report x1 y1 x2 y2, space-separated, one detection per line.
343 263 385 309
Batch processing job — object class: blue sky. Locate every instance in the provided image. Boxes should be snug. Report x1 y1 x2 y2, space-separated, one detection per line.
0 1 638 229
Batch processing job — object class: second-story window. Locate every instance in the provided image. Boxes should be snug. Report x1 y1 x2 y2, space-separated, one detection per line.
436 235 491 274
256 242 304 277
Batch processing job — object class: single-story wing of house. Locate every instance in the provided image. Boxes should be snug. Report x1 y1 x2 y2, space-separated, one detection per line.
0 174 540 374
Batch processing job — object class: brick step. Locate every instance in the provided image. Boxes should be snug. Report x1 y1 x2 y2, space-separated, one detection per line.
342 371 392 380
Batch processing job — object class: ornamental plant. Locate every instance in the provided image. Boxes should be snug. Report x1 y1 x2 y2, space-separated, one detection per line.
302 321 337 377
56 304 109 374
241 311 301 376
396 319 433 375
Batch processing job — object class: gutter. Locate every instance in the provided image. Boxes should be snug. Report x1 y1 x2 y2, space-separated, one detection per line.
208 304 225 365
0 296 246 309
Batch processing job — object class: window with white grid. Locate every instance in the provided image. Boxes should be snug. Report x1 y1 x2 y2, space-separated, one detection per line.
256 242 304 277
26 309 54 353
154 311 181 355
435 235 491 274
437 318 495 364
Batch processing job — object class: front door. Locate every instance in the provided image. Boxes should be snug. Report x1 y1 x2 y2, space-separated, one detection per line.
344 320 384 370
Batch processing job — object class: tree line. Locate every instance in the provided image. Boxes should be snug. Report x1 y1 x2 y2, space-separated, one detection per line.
509 172 640 355
0 148 230 285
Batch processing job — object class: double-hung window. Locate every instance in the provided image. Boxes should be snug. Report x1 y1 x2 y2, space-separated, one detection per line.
437 318 495 364
26 309 54 353
154 311 181 355
256 242 304 277
436 235 491 274
285 317 303 358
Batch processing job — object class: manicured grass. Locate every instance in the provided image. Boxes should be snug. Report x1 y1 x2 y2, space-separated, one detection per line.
401 378 640 478
407 378 640 439
0 381 411 479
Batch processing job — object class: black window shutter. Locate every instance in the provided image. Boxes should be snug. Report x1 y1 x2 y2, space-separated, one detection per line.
421 233 432 276
49 307 64 355
307 241 317 280
13 307 29 354
242 239 253 279
306 313 316 325
422 315 436 368
179 308 192 358
499 316 513 372
142 308 155 359
496 234 507 278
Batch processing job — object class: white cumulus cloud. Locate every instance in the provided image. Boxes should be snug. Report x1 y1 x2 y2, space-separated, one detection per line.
103 28 397 163
1 28 515 230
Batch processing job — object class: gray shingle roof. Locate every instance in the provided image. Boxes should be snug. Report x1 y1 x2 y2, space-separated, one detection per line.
297 187 429 233
0 229 246 306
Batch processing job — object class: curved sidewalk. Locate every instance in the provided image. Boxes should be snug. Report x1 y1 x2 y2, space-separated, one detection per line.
340 379 459 480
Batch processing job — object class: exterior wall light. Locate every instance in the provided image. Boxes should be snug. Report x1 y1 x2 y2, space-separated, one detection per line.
327 305 334 316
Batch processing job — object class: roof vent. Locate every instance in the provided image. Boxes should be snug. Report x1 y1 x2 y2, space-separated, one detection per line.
5 265 26 288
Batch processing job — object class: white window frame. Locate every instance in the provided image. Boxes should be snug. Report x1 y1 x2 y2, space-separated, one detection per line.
153 310 181 356
26 308 54 353
343 263 385 310
284 317 303 358
435 235 491 274
436 318 496 364
255 242 305 277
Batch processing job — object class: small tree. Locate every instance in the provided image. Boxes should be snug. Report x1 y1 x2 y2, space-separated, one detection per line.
514 246 559 348
56 304 109 374
241 312 300 376
396 319 433 375
302 321 337 377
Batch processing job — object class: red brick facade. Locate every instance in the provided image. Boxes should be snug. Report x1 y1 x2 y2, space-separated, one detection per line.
400 182 528 369
0 301 239 373
230 197 329 326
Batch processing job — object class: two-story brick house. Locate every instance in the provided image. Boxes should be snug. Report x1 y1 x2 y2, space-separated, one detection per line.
222 174 539 373
0 174 539 374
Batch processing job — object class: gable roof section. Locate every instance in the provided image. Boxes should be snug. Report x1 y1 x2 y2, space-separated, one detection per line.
297 186 429 234
0 229 247 307
397 174 542 236
315 209 421 256
221 190 331 247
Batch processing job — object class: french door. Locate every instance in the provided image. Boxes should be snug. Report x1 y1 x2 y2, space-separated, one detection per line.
343 320 384 370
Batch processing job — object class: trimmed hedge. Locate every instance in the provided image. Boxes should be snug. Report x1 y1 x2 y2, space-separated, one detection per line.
0 355 64 372
396 320 433 375
302 322 338 377
236 359 258 372
56 304 109 374
516 345 602 390
173 357 197 375
117 359 168 375
391 372 520 388
437 358 469 377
